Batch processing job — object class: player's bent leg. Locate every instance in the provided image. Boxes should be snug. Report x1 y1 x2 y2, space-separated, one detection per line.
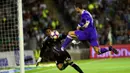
90 40 109 54
93 46 100 54
56 63 68 71
61 31 76 51
69 62 84 73
93 46 109 55
93 46 118 55
68 31 77 38
109 46 119 54
75 30 88 40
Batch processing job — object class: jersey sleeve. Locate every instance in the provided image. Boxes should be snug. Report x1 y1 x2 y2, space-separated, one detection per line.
40 37 48 57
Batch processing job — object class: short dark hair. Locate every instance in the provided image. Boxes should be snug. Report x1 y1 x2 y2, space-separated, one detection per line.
75 2 83 9
43 27 52 33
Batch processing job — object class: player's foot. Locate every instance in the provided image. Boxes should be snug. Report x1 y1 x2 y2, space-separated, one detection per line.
36 62 39 67
36 57 42 67
109 46 118 54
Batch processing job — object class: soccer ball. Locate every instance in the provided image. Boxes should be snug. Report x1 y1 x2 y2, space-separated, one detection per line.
51 30 59 39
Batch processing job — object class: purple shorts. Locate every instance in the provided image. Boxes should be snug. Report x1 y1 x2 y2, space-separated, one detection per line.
75 30 99 47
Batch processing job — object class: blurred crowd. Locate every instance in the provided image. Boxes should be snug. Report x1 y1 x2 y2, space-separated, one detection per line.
23 0 61 40
0 0 130 52
22 0 63 50
55 0 130 45
0 0 61 51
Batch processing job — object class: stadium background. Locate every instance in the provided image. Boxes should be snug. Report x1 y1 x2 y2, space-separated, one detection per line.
0 0 130 73
21 0 130 60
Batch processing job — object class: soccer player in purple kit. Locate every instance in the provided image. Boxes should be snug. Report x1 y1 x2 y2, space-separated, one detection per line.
61 2 118 55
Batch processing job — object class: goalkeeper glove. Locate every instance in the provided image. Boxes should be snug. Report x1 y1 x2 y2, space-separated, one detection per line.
61 47 65 51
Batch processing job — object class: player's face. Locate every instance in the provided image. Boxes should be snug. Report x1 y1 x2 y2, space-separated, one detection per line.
46 29 52 36
75 7 80 13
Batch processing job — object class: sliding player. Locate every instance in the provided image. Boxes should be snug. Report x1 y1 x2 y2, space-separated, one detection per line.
36 27 84 73
60 3 118 55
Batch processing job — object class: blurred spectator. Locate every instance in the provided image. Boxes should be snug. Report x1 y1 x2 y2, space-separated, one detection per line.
55 0 130 44
1 0 130 52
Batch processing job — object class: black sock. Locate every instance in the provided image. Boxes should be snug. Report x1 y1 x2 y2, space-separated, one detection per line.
71 63 84 73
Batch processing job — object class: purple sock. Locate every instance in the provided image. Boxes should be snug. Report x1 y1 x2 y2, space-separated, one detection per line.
61 35 72 50
99 48 109 54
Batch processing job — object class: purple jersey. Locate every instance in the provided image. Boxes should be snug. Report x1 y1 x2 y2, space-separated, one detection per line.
75 10 99 46
78 10 95 31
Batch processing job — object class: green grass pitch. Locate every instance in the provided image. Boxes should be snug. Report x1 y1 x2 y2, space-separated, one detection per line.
25 58 130 73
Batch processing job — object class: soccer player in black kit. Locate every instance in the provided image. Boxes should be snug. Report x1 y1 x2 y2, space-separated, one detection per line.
36 27 84 73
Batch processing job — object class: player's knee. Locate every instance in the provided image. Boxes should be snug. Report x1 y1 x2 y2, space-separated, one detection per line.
68 31 77 38
57 64 64 71
68 31 74 36
68 31 72 36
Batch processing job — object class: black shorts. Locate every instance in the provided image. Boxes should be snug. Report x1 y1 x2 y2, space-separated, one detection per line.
53 49 71 65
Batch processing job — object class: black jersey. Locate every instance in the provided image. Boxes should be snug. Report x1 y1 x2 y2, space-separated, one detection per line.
40 33 70 62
